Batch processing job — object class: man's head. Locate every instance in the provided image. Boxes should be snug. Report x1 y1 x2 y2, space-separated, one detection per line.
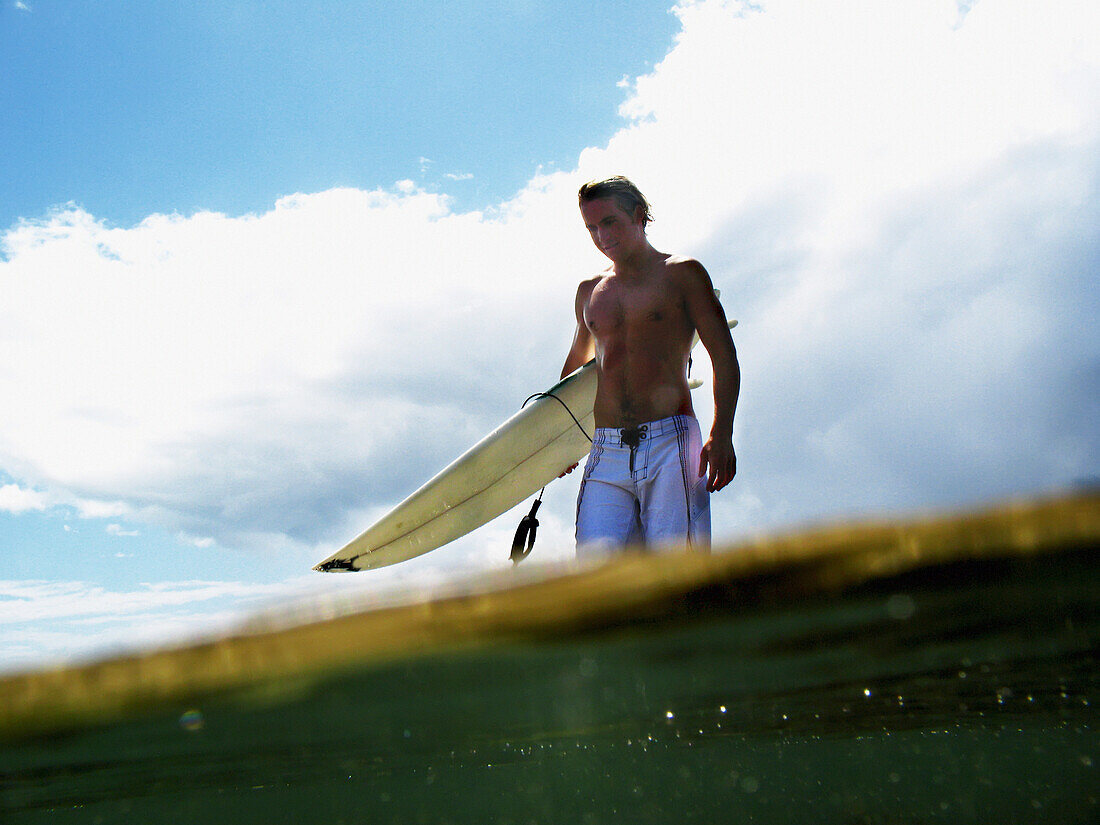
578 176 653 228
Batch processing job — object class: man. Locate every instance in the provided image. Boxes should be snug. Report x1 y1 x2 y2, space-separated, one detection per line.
560 176 740 558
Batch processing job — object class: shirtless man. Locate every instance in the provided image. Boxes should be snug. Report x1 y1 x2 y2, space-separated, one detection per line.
560 177 740 558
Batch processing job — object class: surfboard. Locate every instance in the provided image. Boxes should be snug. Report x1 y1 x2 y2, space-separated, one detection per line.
314 318 737 572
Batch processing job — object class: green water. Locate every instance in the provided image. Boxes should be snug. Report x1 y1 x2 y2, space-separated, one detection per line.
2 550 1097 824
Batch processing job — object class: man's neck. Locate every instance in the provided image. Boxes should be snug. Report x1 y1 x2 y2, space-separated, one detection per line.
610 240 660 278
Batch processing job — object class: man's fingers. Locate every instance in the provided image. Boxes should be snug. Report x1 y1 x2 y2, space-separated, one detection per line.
558 461 579 479
700 447 722 491
704 454 736 492
701 443 736 492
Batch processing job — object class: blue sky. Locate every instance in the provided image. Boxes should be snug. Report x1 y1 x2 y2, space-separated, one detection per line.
1 0 678 227
1 0 1098 671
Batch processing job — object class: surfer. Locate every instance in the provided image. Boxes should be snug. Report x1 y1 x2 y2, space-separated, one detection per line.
560 176 740 558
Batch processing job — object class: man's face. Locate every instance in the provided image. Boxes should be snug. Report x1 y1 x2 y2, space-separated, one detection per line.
580 197 644 261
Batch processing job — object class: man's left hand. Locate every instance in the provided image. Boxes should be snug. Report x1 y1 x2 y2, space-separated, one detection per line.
699 436 736 492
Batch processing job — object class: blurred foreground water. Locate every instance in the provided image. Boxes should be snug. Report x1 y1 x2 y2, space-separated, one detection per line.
1 493 1097 823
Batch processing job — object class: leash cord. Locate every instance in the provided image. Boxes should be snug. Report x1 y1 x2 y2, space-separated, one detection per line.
521 392 593 443
509 391 591 565
510 487 543 564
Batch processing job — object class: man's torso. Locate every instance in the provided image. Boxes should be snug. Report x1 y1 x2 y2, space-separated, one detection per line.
581 256 697 429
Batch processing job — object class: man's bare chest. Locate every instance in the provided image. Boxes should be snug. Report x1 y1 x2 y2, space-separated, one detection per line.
584 279 684 338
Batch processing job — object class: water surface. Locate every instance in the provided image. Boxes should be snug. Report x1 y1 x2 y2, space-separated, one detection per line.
2 497 1097 823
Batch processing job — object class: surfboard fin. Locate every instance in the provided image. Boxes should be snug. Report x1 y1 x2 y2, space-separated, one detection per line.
314 557 359 572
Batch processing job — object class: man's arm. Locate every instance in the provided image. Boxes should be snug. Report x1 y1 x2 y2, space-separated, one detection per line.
678 261 740 492
561 280 596 379
557 281 597 477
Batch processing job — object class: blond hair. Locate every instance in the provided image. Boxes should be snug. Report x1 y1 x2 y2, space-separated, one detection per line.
578 176 653 226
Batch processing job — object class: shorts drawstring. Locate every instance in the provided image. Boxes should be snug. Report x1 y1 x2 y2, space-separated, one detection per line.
620 424 648 475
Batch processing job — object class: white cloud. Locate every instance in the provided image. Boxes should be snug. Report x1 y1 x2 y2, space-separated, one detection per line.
0 179 594 555
0 483 47 514
0 578 278 625
0 0 1097 585
0 578 269 669
0 575 390 670
75 499 130 519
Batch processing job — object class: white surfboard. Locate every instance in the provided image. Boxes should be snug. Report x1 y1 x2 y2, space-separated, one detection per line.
314 318 737 571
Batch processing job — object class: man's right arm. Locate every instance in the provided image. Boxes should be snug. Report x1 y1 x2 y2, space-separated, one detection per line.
560 281 595 379
558 282 595 477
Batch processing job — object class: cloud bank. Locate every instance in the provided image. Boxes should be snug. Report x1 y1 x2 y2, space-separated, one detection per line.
2 0 1097 575
0 577 295 669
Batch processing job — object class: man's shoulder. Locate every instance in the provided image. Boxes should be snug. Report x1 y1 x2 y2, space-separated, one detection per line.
662 253 706 273
576 272 609 295
661 255 711 289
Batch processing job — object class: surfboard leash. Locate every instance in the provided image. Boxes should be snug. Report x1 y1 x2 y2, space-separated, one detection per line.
520 392 593 443
510 487 542 565
510 392 592 565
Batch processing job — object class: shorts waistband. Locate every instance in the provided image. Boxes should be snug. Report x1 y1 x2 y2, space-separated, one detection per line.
592 414 696 444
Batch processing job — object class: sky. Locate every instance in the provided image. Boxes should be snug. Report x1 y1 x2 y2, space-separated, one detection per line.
1 0 1097 672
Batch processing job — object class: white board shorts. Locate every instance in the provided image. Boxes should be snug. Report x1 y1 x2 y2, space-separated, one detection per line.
575 414 711 560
